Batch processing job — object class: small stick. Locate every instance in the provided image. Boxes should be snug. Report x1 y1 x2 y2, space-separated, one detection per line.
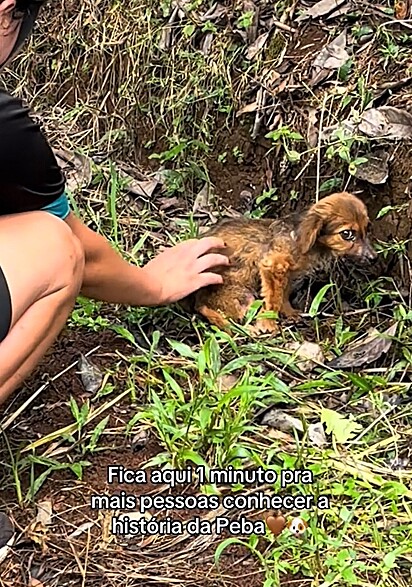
315 93 329 202
0 345 101 432
272 20 297 33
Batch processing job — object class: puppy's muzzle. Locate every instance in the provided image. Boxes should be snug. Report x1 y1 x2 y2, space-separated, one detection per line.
360 240 378 263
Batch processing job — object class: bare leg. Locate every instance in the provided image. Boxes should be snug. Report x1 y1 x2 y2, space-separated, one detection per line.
0 212 85 405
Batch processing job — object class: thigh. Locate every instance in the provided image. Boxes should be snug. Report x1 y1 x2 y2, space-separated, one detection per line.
0 211 83 328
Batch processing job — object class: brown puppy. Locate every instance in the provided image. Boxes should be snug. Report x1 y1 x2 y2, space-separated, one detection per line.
190 192 377 334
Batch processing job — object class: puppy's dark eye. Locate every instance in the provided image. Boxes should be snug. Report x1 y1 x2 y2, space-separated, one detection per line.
340 229 356 241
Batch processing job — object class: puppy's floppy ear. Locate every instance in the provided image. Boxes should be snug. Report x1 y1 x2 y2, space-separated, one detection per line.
296 210 324 254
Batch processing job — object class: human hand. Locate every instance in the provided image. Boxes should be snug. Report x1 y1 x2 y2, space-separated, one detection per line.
141 237 229 305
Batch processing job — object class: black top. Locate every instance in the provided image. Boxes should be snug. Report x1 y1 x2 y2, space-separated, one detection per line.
0 3 66 215
0 88 66 215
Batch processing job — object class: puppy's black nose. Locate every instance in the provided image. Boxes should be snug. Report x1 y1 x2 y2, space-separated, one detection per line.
364 245 378 263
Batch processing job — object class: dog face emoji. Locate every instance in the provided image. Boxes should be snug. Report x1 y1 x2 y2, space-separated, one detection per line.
286 517 308 537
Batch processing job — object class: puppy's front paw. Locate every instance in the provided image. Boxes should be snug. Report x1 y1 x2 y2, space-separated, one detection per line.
280 302 302 323
249 318 279 335
281 308 302 323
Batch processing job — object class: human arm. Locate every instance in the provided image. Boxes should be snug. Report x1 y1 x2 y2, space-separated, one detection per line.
65 212 229 306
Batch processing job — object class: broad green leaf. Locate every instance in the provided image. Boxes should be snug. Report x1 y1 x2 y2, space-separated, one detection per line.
321 408 362 443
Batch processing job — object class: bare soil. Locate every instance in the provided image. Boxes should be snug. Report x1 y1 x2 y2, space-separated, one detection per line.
0 328 303 587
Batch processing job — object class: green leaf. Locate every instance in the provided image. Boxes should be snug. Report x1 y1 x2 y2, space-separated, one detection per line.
168 340 198 359
204 336 221 375
376 205 394 219
383 549 399 569
162 370 185 402
319 178 342 193
286 149 301 163
308 283 335 317
220 354 265 374
346 372 373 392
183 23 195 36
179 450 209 470
381 481 408 498
26 467 53 501
70 462 85 479
69 396 80 421
321 408 362 443
199 407 212 429
88 415 110 452
341 567 357 583
110 325 136 345
215 537 243 565
339 505 352 522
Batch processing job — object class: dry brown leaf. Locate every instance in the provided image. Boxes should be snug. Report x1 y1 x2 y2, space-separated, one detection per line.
27 501 53 553
246 31 270 60
78 354 103 394
359 106 412 139
200 2 228 21
54 148 92 193
308 422 328 447
236 101 259 117
67 522 94 539
193 183 212 213
201 32 214 55
261 409 304 433
310 31 349 87
118 170 159 199
35 501 53 527
327 323 398 369
286 341 325 372
262 67 281 90
353 151 390 184
267 428 295 443
242 0 259 43
307 107 319 148
297 0 347 22
216 374 239 391
326 3 351 18
158 5 180 50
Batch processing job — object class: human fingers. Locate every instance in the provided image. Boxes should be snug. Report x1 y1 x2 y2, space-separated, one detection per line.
196 271 224 288
193 236 226 256
195 253 229 274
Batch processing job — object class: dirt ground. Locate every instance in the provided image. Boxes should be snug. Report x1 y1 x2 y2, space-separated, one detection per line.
0 329 303 587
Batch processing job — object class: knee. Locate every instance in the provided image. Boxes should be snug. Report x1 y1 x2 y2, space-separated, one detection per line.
35 213 85 297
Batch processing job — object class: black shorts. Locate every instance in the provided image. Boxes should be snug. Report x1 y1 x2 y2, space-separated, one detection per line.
0 267 11 343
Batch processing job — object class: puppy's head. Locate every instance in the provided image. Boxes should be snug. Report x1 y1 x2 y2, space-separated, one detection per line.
296 192 377 263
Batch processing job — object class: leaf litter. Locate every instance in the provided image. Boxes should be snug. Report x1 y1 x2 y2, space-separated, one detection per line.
77 353 103 393
310 30 349 87
296 0 347 22
327 323 398 369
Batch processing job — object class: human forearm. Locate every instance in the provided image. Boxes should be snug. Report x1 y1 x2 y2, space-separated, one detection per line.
65 213 162 306
65 213 229 307
81 245 162 306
